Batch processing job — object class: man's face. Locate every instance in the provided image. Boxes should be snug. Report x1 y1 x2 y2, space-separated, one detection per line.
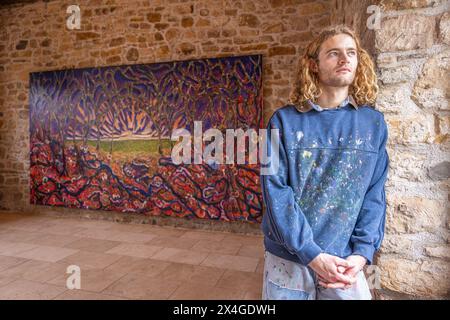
313 34 358 88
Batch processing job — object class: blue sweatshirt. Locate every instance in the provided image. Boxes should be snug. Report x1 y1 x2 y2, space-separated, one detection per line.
261 97 389 266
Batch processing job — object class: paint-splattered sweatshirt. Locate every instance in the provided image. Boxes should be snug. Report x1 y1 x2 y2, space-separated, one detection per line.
261 97 389 266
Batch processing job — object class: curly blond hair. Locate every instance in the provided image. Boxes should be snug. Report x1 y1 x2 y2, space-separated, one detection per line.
289 25 378 107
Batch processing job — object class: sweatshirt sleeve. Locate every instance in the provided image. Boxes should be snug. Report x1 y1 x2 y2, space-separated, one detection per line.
261 112 323 266
350 114 390 265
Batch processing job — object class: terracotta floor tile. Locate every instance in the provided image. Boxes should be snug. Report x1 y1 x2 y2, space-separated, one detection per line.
0 276 17 287
222 234 264 247
151 247 209 265
104 256 171 277
28 234 82 247
14 245 79 263
72 228 116 240
0 255 27 271
0 241 39 256
146 235 199 250
191 240 242 255
0 279 66 300
69 219 116 230
64 238 122 253
107 223 157 234
157 263 226 287
0 212 265 300
216 269 263 292
42 224 88 236
169 282 245 300
242 289 262 300
105 243 162 259
1 260 69 283
60 251 123 270
0 230 43 243
54 290 126 300
180 230 227 242
201 253 259 273
73 229 156 243
102 273 179 299
236 245 265 258
1 220 53 232
141 226 187 237
48 268 126 293
255 258 265 274
109 231 157 244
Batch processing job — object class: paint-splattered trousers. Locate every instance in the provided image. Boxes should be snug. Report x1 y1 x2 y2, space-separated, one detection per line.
262 251 372 300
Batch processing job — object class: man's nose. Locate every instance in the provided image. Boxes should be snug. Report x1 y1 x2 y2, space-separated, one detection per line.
339 53 350 64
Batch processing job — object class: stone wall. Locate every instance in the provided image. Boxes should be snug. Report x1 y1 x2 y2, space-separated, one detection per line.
0 0 449 299
330 0 377 54
374 0 450 299
333 0 449 300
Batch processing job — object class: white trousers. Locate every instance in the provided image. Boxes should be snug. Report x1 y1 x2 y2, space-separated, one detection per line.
262 251 372 300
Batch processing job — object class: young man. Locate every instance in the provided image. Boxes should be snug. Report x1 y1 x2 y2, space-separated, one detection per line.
261 25 389 300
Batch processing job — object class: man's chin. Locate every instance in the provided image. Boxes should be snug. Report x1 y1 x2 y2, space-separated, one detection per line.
328 77 355 87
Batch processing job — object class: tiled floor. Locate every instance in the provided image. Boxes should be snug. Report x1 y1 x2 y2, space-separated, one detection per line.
0 212 264 300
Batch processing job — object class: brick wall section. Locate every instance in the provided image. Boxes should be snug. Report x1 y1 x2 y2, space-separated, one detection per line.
0 1 330 223
0 0 449 299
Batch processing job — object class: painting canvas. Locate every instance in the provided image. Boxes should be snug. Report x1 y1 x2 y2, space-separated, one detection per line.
29 54 263 222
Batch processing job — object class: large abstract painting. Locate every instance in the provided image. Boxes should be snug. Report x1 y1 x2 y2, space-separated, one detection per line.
29 55 263 222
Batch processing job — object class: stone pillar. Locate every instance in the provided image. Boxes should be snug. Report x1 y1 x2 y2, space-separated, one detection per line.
374 0 449 299
333 0 449 299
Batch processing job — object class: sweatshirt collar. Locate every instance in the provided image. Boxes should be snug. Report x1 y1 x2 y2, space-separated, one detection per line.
294 95 358 113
